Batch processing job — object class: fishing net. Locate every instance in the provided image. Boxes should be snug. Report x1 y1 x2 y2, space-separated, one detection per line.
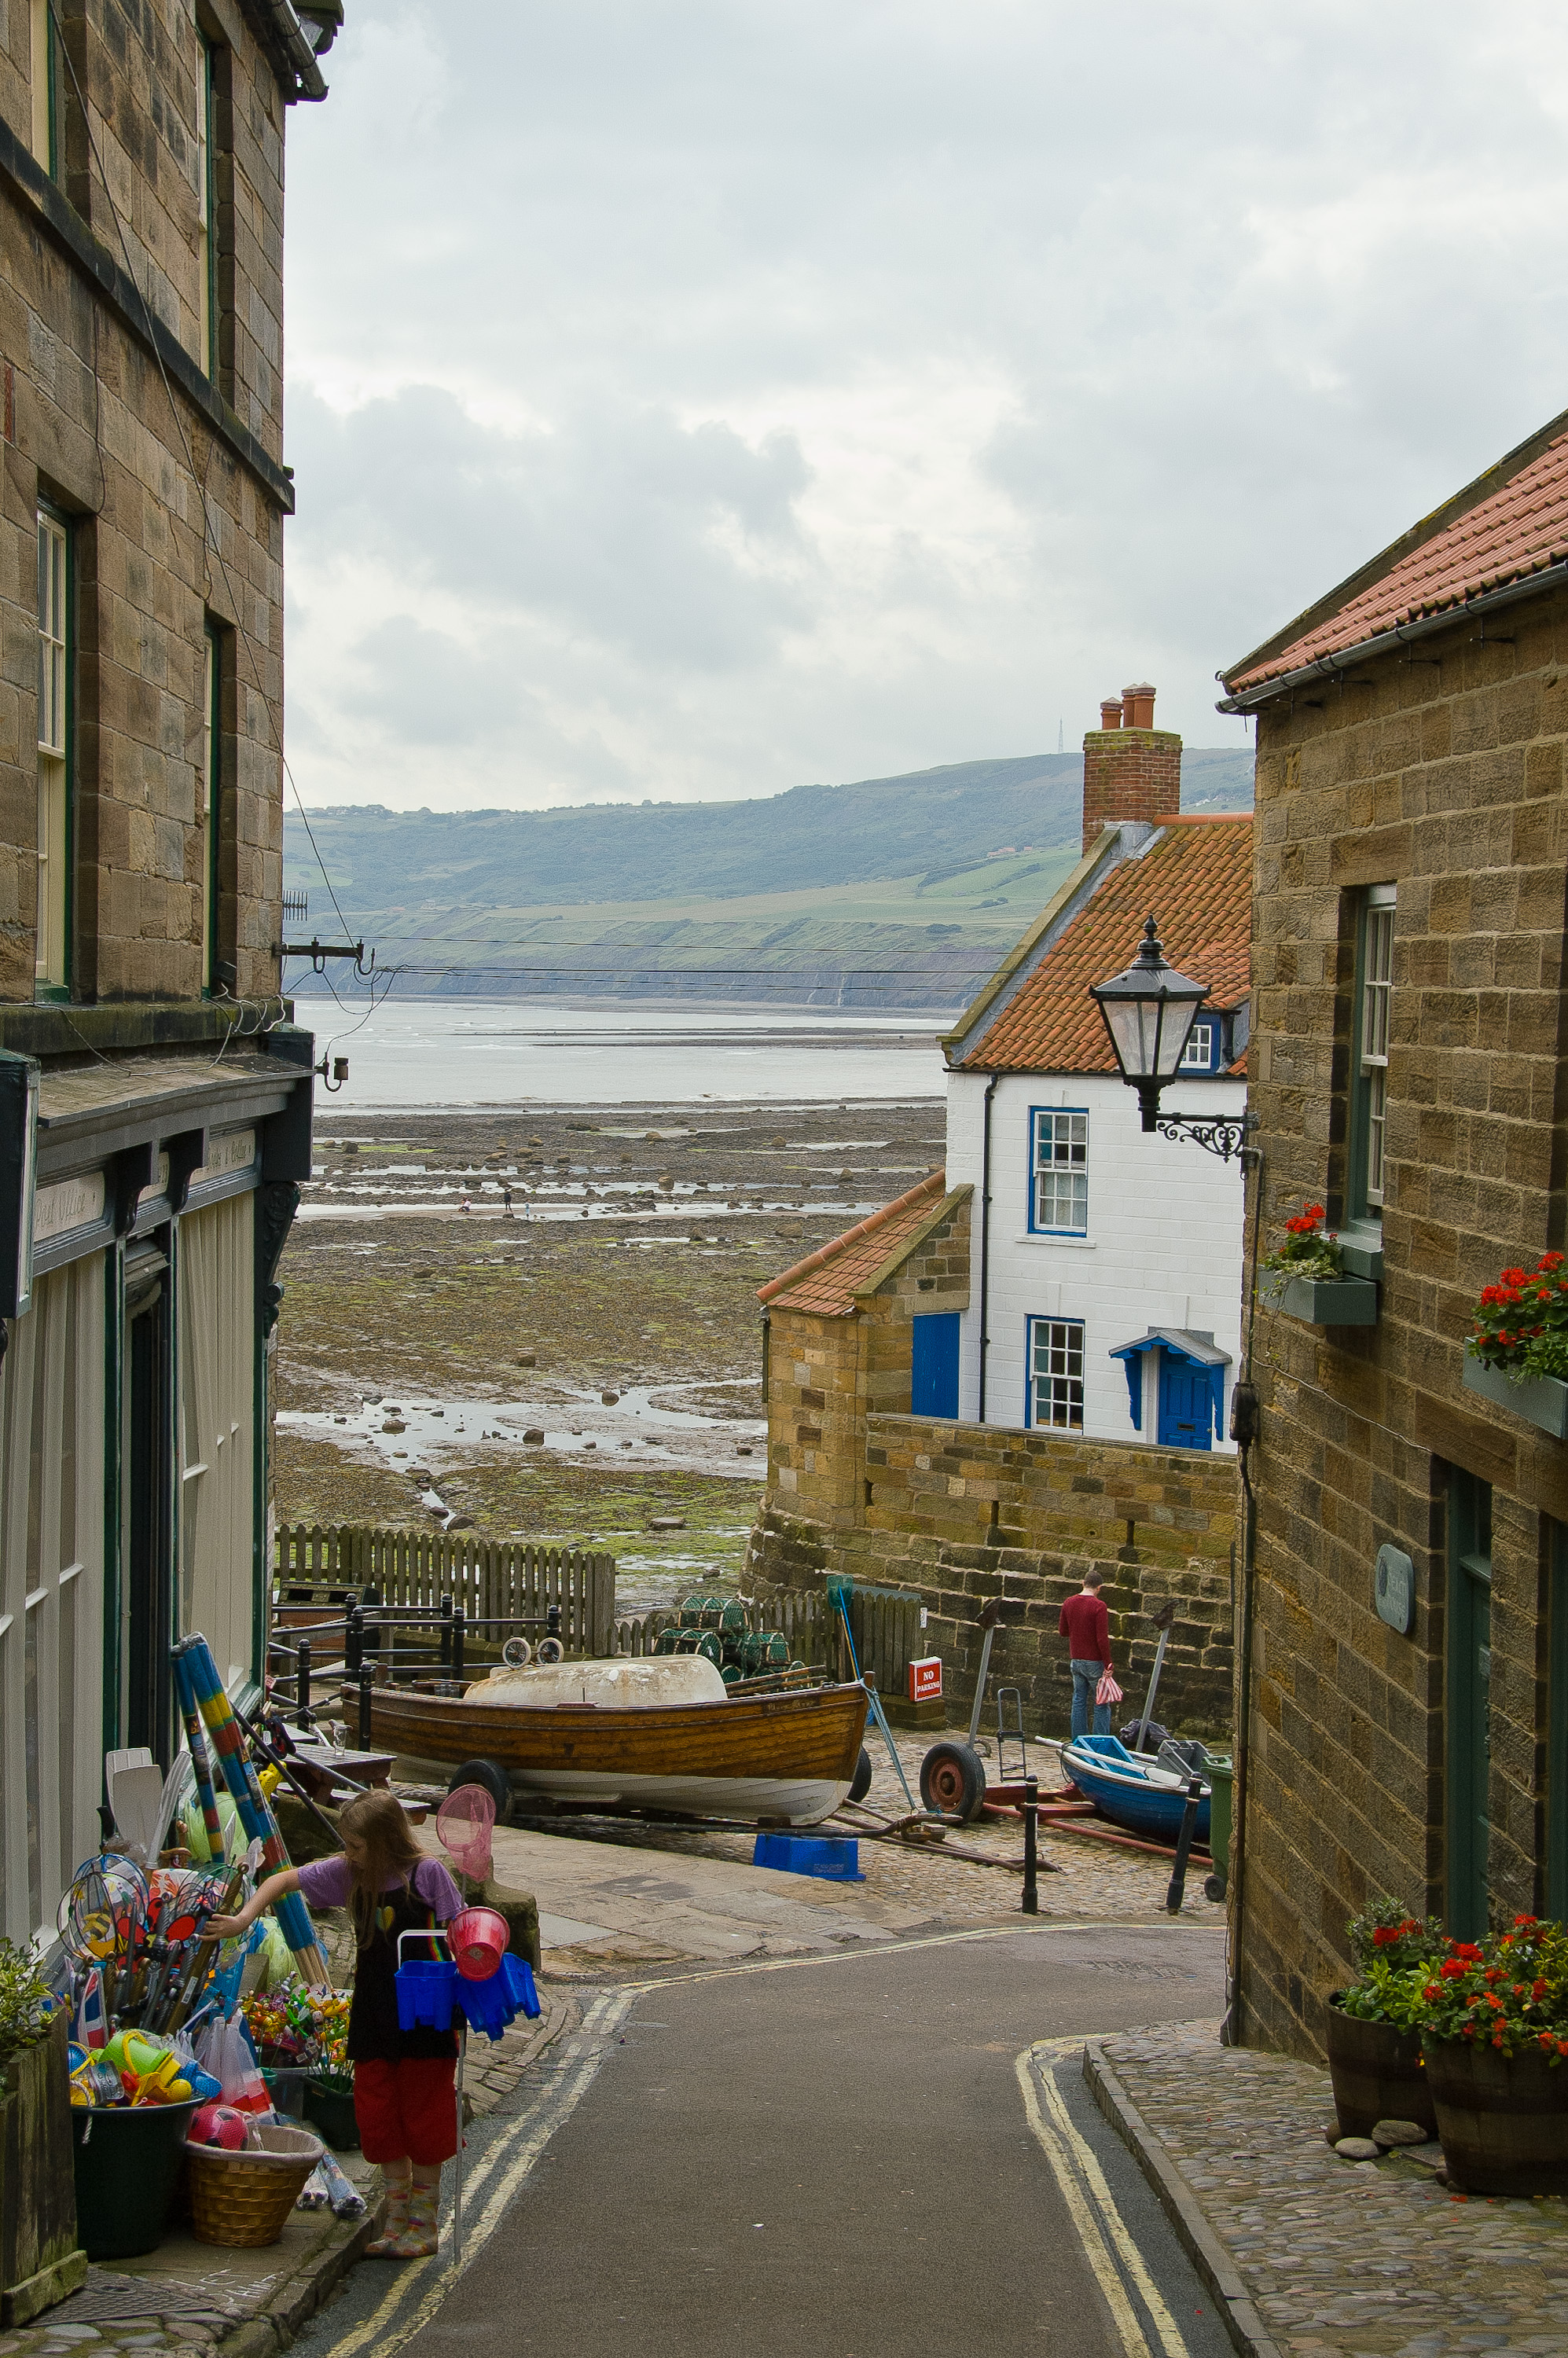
437 1784 495 1886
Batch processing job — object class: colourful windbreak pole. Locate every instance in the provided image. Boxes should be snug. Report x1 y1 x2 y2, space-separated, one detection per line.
176 1672 226 1862
172 1636 332 1987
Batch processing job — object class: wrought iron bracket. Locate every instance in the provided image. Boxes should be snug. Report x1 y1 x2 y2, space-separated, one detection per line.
1153 1109 1259 1165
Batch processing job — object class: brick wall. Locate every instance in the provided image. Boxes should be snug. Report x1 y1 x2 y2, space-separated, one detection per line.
1241 575 1568 2061
748 1411 1239 1732
1082 728 1181 853
0 2 289 1002
764 1188 971 1526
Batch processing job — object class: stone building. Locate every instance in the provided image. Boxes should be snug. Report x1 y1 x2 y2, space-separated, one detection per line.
0 0 340 1947
1217 400 1568 2057
747 690 1247 1735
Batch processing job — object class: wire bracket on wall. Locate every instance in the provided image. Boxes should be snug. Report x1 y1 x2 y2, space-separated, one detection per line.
281 938 374 977
1154 1111 1259 1166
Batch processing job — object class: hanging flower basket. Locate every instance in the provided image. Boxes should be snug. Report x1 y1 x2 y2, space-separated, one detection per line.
1464 1253 1568 1435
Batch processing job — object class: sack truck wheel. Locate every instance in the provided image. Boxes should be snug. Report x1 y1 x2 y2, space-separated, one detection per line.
450 1757 514 1827
919 1740 987 1823
535 1636 565 1666
1203 1873 1227 1904
847 1746 873 1805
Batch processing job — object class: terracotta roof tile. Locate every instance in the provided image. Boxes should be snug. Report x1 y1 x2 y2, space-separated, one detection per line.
1227 424 1568 692
758 1170 949 1317
958 817 1252 1074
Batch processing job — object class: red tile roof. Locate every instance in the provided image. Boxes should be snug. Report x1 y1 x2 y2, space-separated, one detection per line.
758 1171 952 1317
957 817 1251 1074
1225 409 1568 695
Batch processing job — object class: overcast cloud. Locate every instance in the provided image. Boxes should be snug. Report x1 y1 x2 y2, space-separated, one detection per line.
281 2 1568 810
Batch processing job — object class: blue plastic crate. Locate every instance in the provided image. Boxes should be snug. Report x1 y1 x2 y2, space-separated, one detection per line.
752 1833 863 1882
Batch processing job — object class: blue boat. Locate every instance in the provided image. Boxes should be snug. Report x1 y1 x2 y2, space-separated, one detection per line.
1059 1734 1213 1846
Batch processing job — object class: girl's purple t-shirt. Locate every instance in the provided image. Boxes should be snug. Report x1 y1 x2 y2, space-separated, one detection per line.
296 1855 464 1921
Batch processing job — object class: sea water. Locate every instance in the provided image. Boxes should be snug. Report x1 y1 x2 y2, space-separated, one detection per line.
298 997 949 1107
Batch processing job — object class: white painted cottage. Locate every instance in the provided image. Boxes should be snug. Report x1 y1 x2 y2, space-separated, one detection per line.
936 688 1251 1453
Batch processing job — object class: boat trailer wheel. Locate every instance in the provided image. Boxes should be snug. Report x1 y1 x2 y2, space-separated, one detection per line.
847 1745 873 1805
450 1757 514 1827
919 1740 986 1823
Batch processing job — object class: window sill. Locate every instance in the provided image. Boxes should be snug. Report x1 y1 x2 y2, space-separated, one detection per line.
1015 1234 1096 1248
1462 1351 1568 1441
1338 1222 1383 1282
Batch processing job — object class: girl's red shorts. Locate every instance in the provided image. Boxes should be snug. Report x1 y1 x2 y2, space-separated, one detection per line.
352 2057 459 2165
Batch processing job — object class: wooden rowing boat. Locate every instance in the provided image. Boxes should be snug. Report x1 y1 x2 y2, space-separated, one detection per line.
359 1676 871 1827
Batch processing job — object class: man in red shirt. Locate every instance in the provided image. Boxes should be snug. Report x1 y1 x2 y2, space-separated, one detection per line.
1058 1567 1113 1739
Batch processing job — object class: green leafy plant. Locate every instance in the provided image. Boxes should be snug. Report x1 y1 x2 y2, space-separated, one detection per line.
0 1937 55 2095
1468 1252 1568 1383
1335 1962 1430 2029
1413 1916 1568 2059
1347 1898 1445 1977
1261 1203 1344 1287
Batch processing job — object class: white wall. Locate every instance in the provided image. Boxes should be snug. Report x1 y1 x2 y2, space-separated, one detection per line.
946 1067 1247 1449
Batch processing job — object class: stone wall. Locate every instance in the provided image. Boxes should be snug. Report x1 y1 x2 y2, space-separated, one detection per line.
1241 571 1568 2062
747 1410 1239 1733
0 0 290 1003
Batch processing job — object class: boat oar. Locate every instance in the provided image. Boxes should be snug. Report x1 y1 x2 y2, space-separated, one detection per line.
1132 1600 1177 1752
824 1574 919 1816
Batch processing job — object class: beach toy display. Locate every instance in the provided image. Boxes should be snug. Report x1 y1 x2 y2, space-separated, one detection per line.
454 1948 540 2041
395 1930 459 2031
448 1907 509 1981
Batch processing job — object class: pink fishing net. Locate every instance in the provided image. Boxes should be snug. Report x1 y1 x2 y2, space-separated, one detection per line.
436 1783 496 1884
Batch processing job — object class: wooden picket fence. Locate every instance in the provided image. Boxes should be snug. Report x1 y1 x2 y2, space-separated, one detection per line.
274 1523 617 1659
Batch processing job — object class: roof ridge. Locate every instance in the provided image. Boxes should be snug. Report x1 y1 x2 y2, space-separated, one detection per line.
757 1169 946 1306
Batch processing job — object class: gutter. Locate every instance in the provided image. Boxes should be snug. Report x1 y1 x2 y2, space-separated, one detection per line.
976 1075 999 1422
1215 559 1568 714
247 0 330 100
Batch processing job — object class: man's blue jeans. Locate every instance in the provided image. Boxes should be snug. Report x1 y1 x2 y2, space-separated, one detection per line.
1070 1658 1111 1740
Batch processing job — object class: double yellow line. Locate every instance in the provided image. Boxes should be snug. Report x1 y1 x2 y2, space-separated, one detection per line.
1015 2038 1192 2358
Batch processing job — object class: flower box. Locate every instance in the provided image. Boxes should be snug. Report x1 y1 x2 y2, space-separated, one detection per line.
1273 1276 1378 1328
1462 1351 1568 1439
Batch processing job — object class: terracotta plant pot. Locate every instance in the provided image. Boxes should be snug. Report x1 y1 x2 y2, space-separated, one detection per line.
1324 1998 1436 2137
1423 2036 1568 2196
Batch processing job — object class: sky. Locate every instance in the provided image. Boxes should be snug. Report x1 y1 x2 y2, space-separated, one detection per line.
281 2 1568 813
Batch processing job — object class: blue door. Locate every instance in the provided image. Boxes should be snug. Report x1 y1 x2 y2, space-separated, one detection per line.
911 1313 960 1418
1156 1352 1213 1450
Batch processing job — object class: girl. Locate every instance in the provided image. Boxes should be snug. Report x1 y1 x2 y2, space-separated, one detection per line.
208 1789 464 2258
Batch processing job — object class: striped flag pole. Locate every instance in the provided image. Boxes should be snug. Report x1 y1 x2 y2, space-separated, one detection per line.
173 1652 226 1861
172 1634 332 1987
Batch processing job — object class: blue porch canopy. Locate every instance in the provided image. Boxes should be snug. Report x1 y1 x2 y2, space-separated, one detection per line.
1109 1328 1232 1441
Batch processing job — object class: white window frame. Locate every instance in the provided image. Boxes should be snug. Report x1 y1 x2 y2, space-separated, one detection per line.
1359 884 1396 1212
1029 1107 1089 1236
1028 1315 1085 1431
36 507 68 992
1179 1019 1215 1072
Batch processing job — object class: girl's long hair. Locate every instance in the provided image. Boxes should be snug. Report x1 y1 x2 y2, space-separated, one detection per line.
338 1788 426 1949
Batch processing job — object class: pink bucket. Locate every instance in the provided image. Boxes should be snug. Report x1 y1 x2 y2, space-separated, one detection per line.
448 1907 509 1982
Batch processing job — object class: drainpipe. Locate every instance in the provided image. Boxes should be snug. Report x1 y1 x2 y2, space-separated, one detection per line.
1222 1142 1264 2046
976 1074 1000 1423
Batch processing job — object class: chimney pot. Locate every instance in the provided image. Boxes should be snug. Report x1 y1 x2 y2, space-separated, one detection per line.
1122 681 1156 730
1099 699 1122 731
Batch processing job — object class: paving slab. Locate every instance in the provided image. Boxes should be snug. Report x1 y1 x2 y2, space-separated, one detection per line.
1086 2019 1568 2358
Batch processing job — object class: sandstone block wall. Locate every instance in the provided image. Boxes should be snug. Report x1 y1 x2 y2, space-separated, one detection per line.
1243 575 1568 2062
0 0 289 1004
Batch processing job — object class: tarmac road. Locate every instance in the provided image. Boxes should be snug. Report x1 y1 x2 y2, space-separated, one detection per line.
307 1915 1236 2358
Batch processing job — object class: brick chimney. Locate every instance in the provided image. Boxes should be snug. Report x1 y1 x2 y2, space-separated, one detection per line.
1081 680 1181 853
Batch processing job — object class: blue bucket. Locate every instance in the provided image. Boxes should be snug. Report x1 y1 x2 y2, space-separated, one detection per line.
753 1833 863 1882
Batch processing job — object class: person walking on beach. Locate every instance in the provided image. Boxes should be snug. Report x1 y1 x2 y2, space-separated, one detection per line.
501 1185 513 1217
1059 1566 1114 1740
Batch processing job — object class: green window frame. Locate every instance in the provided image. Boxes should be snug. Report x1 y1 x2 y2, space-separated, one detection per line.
1348 884 1396 1223
196 32 218 378
29 0 59 180
202 623 222 993
35 501 72 1001
1447 1467 1493 1940
1548 1522 1568 1919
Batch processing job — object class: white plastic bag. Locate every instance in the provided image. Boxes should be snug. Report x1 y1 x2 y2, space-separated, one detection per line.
1095 1671 1123 1706
195 2013 270 2111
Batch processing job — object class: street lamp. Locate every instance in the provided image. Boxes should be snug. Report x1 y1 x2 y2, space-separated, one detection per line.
1089 914 1255 1162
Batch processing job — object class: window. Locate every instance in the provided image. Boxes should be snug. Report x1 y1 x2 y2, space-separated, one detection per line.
35 506 70 996
1353 885 1396 1214
1030 1109 1088 1234
1179 1020 1214 1072
202 623 222 991
1029 1317 1084 1431
29 0 56 176
196 33 217 376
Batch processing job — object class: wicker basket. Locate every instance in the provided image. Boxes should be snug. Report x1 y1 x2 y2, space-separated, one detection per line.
185 2121 325 2248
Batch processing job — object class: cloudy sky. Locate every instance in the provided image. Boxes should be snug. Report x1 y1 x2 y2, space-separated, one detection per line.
281 2 1568 811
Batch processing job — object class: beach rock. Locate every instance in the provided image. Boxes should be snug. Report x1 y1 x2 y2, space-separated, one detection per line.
363 1392 382 1405
601 1390 619 1405
1371 2118 1429 2147
736 1444 753 1455
517 1350 538 1367
382 1420 406 1434
446 1515 476 1532
648 1515 686 1531
1333 2136 1381 2161
522 1428 545 1444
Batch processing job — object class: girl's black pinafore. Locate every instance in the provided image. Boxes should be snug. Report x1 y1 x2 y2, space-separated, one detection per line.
346 1877 458 2063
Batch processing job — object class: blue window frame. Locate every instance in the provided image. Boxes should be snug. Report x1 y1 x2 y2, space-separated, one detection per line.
1029 1107 1088 1234
1026 1316 1084 1431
